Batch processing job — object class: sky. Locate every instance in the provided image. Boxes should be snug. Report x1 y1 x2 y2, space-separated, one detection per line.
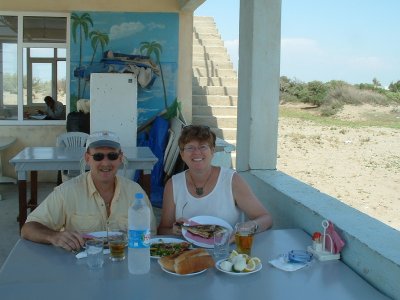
195 0 400 88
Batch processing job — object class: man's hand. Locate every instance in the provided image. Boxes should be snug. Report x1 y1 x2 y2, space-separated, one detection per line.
49 231 85 252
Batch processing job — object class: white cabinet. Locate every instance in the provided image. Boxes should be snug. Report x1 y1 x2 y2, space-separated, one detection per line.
90 73 137 147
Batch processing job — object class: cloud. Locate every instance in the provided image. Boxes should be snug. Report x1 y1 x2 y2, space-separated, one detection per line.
147 22 165 31
281 38 324 58
109 22 145 40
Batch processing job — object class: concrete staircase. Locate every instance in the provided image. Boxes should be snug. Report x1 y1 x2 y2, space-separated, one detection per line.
192 16 238 166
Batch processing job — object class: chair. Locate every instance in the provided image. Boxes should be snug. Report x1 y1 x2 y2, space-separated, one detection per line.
56 132 89 185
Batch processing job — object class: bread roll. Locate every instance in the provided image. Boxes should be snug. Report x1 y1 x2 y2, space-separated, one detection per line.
158 249 215 275
159 252 180 272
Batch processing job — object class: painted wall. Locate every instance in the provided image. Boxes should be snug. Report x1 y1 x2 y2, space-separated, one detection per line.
0 3 194 182
70 12 179 128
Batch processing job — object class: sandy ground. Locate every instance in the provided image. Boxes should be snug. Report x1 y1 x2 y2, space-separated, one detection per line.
277 104 400 231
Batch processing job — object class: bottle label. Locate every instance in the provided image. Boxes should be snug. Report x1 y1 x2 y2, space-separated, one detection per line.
128 229 150 249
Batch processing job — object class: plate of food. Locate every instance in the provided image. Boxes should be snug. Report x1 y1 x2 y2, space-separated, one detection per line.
215 258 262 276
149 238 191 259
158 248 214 276
181 215 233 248
82 231 126 248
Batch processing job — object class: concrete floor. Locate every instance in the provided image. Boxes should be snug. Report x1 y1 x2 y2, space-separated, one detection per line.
0 182 161 269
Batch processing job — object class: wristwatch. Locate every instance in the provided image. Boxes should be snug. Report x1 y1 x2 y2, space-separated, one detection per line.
252 220 259 233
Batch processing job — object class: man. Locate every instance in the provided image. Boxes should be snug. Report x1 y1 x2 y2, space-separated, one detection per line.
38 96 65 120
21 131 156 252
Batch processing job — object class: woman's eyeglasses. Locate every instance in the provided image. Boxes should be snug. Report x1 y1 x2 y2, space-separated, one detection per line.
89 152 120 161
183 145 210 153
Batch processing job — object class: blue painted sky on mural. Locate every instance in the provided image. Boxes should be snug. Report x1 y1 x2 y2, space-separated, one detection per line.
70 12 179 125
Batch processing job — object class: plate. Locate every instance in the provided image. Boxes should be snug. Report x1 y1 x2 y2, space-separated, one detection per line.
157 260 208 276
149 238 189 259
181 215 233 248
82 231 125 247
215 259 262 275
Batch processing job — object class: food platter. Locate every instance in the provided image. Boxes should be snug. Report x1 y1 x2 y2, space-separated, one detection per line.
181 215 233 248
149 238 191 259
82 231 125 247
157 260 207 277
215 259 262 276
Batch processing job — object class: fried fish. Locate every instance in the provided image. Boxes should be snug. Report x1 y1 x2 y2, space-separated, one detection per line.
183 224 226 239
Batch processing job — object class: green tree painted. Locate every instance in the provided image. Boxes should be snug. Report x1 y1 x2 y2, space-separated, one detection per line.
140 41 168 110
71 13 93 99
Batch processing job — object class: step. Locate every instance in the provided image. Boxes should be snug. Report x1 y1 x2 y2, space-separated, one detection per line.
192 115 237 128
193 39 224 47
193 105 237 116
192 86 238 96
193 32 221 40
193 52 231 61
192 60 233 69
193 67 237 78
193 77 238 87
209 127 237 140
192 95 238 106
193 45 228 54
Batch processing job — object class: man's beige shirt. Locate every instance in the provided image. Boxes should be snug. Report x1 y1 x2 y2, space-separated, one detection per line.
26 172 157 234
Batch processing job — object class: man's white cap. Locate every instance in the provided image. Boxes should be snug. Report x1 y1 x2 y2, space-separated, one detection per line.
86 131 121 150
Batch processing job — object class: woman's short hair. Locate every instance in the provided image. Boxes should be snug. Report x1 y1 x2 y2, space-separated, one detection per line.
178 125 216 150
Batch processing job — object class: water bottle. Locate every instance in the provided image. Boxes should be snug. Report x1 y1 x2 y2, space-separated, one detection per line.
128 192 151 274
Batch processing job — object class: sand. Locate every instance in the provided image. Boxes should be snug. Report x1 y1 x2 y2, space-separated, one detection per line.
277 104 400 231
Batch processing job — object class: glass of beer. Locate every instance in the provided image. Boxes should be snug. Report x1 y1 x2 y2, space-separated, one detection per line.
234 222 257 255
107 223 127 262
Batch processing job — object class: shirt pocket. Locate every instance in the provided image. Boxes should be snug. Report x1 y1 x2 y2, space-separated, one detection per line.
70 214 103 232
113 216 128 230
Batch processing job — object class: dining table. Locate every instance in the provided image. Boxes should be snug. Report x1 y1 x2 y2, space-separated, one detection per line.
0 228 389 300
9 146 157 229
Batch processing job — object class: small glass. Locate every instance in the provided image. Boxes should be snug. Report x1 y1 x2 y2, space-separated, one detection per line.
214 228 231 260
234 222 257 255
107 224 127 262
85 239 104 269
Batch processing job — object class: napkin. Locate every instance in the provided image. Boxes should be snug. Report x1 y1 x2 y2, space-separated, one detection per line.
268 255 308 272
75 249 110 259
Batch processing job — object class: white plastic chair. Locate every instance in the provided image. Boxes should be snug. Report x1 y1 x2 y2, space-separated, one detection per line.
56 132 89 184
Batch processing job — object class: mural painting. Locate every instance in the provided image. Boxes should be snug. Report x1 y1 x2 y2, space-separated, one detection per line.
70 12 179 128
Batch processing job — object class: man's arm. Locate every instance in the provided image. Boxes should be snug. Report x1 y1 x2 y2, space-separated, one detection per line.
21 221 84 251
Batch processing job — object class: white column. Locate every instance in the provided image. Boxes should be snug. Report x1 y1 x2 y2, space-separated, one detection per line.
236 0 281 171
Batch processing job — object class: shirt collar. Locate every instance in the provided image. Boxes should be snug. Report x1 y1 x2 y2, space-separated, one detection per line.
86 171 121 198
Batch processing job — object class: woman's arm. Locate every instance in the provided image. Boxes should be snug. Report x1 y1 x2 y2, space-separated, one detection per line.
157 179 178 235
232 173 273 232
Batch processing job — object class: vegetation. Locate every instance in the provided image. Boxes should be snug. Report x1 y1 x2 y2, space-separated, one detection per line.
280 77 400 117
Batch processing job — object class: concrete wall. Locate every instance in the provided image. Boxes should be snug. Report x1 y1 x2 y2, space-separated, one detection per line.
0 0 180 12
240 169 400 300
1 126 67 182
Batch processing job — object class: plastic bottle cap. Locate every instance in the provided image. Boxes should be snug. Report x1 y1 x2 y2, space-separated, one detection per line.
135 193 144 199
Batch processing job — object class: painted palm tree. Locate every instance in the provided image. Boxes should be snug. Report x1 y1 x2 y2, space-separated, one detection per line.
71 12 93 99
82 30 110 96
140 41 168 110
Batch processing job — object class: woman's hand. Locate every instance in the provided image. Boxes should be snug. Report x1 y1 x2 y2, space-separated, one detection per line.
172 218 189 235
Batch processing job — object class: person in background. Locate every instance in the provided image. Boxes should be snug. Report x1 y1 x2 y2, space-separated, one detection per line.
21 131 157 252
38 96 65 120
158 125 273 235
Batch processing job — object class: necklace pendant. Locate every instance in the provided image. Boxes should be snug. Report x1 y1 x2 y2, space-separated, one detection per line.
195 187 204 196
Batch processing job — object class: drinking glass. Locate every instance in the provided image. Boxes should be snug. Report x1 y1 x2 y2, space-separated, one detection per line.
234 222 257 255
85 239 104 269
213 228 231 260
107 224 127 261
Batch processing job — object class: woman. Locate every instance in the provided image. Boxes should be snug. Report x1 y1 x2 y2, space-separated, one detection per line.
158 125 273 235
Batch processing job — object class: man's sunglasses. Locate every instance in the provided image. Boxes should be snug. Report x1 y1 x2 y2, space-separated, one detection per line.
89 152 120 161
